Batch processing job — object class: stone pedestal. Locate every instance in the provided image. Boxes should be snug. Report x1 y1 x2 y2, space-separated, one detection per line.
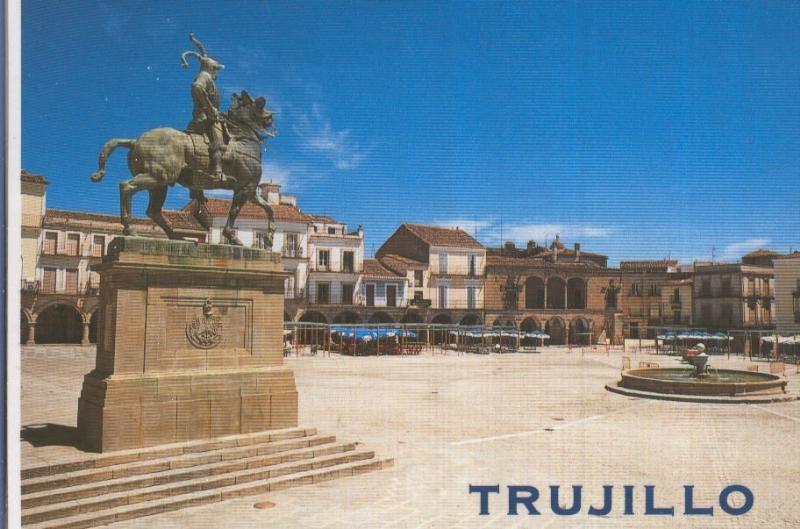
77 237 297 452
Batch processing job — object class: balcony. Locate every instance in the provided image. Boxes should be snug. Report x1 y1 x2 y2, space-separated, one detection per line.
282 247 303 259
21 279 39 293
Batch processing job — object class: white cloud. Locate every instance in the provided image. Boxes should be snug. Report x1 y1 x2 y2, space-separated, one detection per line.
428 218 612 246
293 103 366 170
721 238 771 260
260 161 292 188
496 223 613 245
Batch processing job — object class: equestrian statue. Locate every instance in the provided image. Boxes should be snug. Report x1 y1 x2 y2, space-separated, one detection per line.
89 33 276 246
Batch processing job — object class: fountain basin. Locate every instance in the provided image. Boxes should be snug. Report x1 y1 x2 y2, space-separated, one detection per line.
606 368 796 403
621 368 785 396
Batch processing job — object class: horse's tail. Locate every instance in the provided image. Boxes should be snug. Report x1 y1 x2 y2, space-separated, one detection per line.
89 138 136 182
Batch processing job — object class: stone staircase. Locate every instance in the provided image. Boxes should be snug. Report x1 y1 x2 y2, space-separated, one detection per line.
21 427 392 528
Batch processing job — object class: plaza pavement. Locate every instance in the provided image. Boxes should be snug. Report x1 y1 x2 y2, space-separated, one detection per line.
20 345 800 528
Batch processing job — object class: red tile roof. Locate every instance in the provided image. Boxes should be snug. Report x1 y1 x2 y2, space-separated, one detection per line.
362 258 404 278
619 259 677 271
191 197 311 223
403 223 483 249
379 254 427 275
743 249 781 257
44 208 205 234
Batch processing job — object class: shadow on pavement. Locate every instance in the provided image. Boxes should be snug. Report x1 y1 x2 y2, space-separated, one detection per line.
21 423 79 448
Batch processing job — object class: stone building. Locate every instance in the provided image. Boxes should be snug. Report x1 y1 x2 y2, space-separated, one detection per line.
375 223 486 325
693 262 775 330
482 238 622 345
774 253 800 334
19 170 206 345
618 260 679 338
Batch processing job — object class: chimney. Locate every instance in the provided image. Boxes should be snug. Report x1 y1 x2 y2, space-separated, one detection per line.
258 182 282 205
574 242 581 261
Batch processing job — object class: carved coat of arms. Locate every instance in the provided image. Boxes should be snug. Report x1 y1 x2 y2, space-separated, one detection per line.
186 298 223 349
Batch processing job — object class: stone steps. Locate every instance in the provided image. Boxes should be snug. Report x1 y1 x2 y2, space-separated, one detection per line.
23 433 337 496
21 428 392 528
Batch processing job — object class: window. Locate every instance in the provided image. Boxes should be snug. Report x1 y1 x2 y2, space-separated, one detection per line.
284 275 296 299
66 233 80 256
631 283 640 296
721 304 733 326
316 283 330 305
366 284 375 307
328 227 336 235
468 255 477 277
701 304 712 326
92 235 105 257
342 251 354 273
254 231 271 250
42 267 57 293
701 279 712 298
672 288 680 304
467 287 477 309
673 310 682 324
43 232 58 255
414 291 424 303
721 277 732 297
649 284 659 297
65 269 79 294
414 270 423 287
317 250 330 271
748 278 755 296
438 253 448 274
283 233 299 257
438 286 448 309
629 322 639 339
341 283 354 305
386 285 397 307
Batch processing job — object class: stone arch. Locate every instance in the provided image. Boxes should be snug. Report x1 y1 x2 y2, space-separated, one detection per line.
401 311 423 324
569 317 591 345
492 318 515 329
545 316 566 345
430 313 452 344
567 277 587 309
88 310 100 344
520 317 540 333
430 313 453 325
298 311 328 345
546 277 566 309
299 311 328 324
459 313 482 326
524 276 545 309
368 312 394 324
334 311 362 324
35 303 83 344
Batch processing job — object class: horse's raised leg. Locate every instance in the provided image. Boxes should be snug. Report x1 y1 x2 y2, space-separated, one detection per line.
147 187 183 240
119 173 163 237
250 189 276 248
221 189 248 245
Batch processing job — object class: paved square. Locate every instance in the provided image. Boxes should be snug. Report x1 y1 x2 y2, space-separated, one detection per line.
21 346 800 528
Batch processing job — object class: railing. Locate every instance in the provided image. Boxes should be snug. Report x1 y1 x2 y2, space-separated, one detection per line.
282 247 303 258
21 279 39 293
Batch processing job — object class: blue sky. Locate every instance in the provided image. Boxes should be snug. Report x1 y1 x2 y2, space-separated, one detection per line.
23 1 800 263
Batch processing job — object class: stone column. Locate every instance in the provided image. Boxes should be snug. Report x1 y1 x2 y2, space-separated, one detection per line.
543 278 549 309
564 282 569 310
81 321 90 346
26 321 36 345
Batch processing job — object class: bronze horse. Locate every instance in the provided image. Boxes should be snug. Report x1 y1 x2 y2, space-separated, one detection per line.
89 90 276 246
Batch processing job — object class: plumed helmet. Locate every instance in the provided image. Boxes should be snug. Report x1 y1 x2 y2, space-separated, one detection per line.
180 33 225 71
